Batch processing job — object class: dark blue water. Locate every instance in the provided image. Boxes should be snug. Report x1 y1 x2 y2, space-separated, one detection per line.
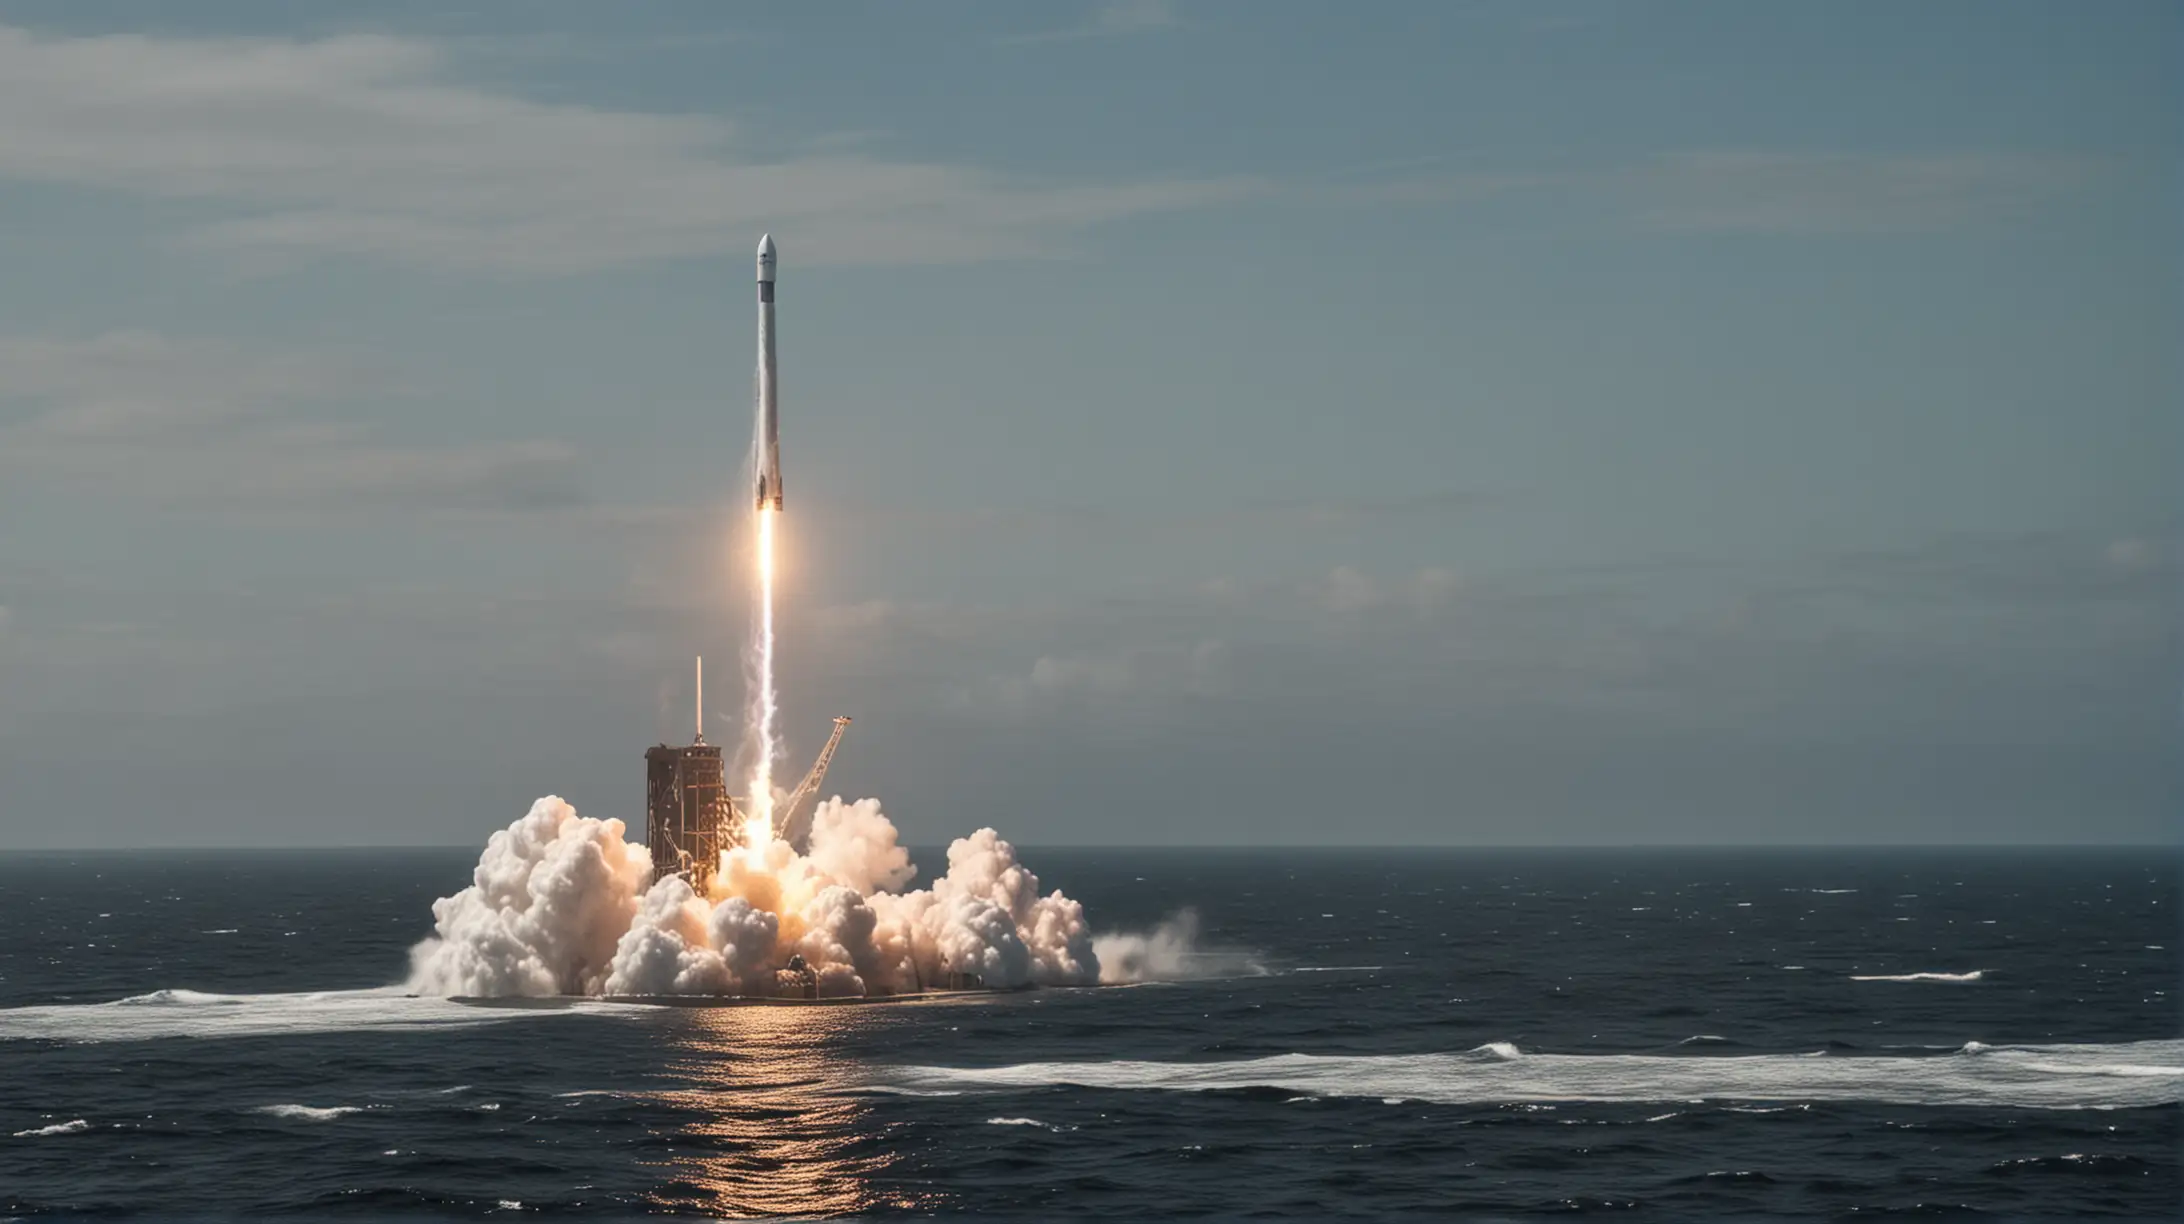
2 848 2177 1219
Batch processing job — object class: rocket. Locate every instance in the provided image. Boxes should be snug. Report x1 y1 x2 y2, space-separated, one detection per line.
754 233 783 511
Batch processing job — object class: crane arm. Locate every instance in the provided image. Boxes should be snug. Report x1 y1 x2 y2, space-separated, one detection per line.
777 716 850 851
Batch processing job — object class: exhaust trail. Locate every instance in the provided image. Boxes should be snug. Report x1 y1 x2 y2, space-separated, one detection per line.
745 235 783 847
745 504 779 846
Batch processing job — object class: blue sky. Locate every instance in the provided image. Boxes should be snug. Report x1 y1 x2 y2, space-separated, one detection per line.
0 0 2175 847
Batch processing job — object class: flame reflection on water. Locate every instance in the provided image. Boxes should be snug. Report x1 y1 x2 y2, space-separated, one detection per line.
643 1004 935 1218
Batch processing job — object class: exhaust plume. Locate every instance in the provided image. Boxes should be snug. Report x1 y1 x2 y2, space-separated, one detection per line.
411 794 1138 998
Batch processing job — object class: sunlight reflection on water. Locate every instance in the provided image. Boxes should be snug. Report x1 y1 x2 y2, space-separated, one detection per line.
644 1004 936 1218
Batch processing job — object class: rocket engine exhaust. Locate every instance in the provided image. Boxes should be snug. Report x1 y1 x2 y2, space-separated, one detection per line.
744 234 783 850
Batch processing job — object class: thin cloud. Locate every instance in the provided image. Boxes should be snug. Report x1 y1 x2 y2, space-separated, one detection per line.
1319 151 2112 234
0 330 364 438
0 331 581 512
1830 528 2181 603
1001 0 1180 45
1631 151 2110 234
0 23 1249 275
804 488 1487 539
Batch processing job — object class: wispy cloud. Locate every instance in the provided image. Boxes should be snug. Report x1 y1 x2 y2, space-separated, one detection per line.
951 638 1228 714
0 331 579 511
1325 151 2112 234
1630 151 2108 234
1831 528 2181 603
0 331 363 438
797 488 1487 542
1001 0 1179 45
0 22 1251 275
791 522 2176 743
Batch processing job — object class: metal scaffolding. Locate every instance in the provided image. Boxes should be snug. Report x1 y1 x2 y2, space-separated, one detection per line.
645 741 732 893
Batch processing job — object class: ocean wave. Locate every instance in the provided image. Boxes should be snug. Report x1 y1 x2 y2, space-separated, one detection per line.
0 987 643 1044
11 1119 90 1137
1990 1152 2149 1174
1850 970 1983 983
984 1116 1073 1131
115 988 247 1006
255 1104 363 1121
877 1039 2184 1110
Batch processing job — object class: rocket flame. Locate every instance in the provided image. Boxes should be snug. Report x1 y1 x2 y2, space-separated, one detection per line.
745 505 779 849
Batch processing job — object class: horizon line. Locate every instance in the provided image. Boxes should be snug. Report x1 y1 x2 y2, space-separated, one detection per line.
1 841 2176 855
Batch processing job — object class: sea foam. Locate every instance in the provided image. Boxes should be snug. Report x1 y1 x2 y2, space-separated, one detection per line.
0 987 641 1044
878 1040 2184 1110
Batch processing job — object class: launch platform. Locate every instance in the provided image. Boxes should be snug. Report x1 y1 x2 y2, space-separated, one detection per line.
645 658 851 893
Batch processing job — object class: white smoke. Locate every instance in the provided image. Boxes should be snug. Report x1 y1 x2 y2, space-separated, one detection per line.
706 897 782 993
407 797 652 996
926 828 1097 986
601 875 730 996
805 797 915 894
410 794 1125 998
1093 909 1267 983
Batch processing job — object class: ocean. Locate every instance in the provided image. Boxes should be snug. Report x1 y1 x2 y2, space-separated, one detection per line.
1 846 2176 1219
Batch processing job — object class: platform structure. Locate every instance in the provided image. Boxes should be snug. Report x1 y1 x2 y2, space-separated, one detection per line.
645 740 733 893
646 658 855 891
645 657 732 890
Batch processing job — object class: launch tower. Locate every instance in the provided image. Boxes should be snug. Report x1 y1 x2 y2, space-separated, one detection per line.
646 658 733 892
645 742 730 893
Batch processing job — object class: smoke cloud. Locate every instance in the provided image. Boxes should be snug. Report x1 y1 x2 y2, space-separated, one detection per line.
1093 909 1267 983
407 796 651 996
409 794 1118 998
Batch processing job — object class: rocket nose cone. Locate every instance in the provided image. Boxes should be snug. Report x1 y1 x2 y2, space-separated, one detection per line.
757 234 775 257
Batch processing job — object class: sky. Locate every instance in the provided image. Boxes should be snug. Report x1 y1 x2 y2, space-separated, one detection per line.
0 0 2175 849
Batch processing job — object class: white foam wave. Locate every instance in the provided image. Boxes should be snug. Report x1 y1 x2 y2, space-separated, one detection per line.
1850 970 1983 983
256 1104 362 1121
878 1040 2184 1110
857 1085 965 1097
0 987 642 1044
11 1119 90 1137
115 988 242 1006
984 1116 1072 1131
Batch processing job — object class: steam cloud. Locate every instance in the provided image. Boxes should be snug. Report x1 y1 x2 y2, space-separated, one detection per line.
409 795 1119 998
1092 909 1266 984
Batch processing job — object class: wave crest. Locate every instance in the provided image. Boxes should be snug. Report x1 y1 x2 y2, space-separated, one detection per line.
877 1040 2184 1110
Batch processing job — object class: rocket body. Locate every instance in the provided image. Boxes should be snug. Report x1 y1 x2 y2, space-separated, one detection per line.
754 234 782 511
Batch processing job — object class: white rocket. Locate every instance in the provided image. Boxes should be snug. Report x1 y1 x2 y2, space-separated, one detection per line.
754 233 783 511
